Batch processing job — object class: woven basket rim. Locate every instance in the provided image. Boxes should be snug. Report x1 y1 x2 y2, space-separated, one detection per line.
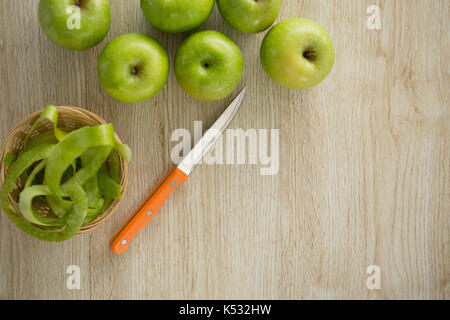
0 106 128 236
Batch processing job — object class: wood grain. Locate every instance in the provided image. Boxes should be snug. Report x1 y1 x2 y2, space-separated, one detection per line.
0 0 448 299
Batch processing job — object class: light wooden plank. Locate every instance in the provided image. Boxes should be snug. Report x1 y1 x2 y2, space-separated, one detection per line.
0 0 448 299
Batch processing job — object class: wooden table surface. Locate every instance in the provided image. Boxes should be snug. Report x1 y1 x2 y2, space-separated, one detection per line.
0 0 448 300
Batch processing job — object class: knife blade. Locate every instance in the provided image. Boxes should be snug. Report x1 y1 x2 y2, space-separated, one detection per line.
110 88 247 254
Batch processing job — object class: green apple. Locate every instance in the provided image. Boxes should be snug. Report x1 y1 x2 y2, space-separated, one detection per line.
260 18 335 89
217 0 281 33
174 30 244 101
140 0 215 33
97 33 169 103
38 0 110 50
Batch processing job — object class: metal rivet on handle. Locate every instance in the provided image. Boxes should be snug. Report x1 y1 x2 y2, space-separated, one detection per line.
170 181 176 187
146 210 153 216
121 240 127 245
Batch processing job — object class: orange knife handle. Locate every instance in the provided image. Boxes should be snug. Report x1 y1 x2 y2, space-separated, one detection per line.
109 167 188 254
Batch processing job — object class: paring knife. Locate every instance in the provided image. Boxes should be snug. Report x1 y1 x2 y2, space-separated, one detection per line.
110 88 247 254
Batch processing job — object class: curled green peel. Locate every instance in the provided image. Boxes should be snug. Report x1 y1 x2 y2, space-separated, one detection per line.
18 185 66 227
23 105 66 146
0 105 131 241
24 160 46 189
3 183 87 242
3 153 17 166
0 143 56 207
44 124 116 199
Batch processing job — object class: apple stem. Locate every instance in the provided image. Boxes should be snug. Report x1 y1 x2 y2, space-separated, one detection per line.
74 0 85 8
303 50 316 61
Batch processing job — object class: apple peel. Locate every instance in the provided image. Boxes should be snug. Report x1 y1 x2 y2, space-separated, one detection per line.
0 105 131 241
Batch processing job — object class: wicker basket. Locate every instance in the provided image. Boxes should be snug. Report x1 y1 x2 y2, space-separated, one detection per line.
0 106 128 234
